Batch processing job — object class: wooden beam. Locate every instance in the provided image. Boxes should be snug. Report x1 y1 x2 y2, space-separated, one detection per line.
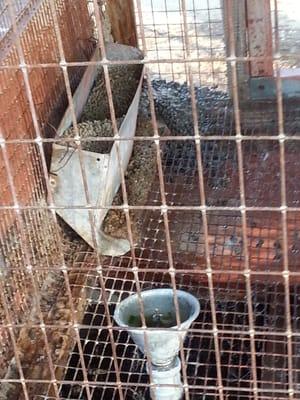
106 0 138 47
246 0 273 77
222 0 251 101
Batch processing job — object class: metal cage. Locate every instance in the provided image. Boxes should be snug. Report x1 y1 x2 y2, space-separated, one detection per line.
1 1 300 399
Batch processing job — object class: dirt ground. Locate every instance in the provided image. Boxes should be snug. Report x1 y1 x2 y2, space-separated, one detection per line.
136 0 300 87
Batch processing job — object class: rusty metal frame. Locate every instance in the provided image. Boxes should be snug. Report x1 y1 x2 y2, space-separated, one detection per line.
246 0 300 100
1 0 300 399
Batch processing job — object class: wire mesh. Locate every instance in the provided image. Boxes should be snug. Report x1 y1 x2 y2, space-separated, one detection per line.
134 0 227 87
2 0 300 399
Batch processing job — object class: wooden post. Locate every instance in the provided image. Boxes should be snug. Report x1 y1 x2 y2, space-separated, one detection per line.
106 0 138 47
223 0 250 102
246 0 273 77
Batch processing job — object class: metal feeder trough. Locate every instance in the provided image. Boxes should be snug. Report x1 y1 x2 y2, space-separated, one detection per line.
49 44 144 256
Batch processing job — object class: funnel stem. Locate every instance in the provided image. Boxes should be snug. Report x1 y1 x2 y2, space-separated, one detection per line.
148 357 183 400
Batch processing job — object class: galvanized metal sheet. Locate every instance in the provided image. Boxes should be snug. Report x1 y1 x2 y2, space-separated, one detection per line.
99 69 144 225
250 77 300 100
50 144 132 256
50 44 144 256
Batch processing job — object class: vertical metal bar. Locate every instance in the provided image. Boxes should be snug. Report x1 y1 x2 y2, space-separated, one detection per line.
224 0 258 398
90 1 159 397
4 1 105 399
179 0 225 398
206 0 216 84
0 126 60 399
3 3 62 397
4 0 297 397
150 0 161 78
145 67 191 399
274 1 294 398
191 0 200 83
0 141 60 400
163 0 175 80
136 1 192 398
0 145 30 400
0 279 30 400
47 1 126 398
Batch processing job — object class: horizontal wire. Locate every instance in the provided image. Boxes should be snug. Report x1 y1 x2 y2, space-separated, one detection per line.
0 379 296 395
2 135 300 144
0 323 297 337
1 54 299 69
0 204 298 211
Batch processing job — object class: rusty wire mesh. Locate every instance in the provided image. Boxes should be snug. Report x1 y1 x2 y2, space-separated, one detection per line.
1 0 300 399
134 0 227 87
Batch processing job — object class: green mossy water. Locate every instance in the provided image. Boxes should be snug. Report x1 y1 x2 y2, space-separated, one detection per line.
127 310 180 328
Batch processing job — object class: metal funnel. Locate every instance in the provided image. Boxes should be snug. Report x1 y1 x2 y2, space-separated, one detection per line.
114 288 200 367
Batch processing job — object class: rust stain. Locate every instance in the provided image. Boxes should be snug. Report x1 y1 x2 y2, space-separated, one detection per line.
246 0 273 77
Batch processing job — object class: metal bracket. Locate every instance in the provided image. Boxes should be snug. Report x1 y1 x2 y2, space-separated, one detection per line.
250 77 300 100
